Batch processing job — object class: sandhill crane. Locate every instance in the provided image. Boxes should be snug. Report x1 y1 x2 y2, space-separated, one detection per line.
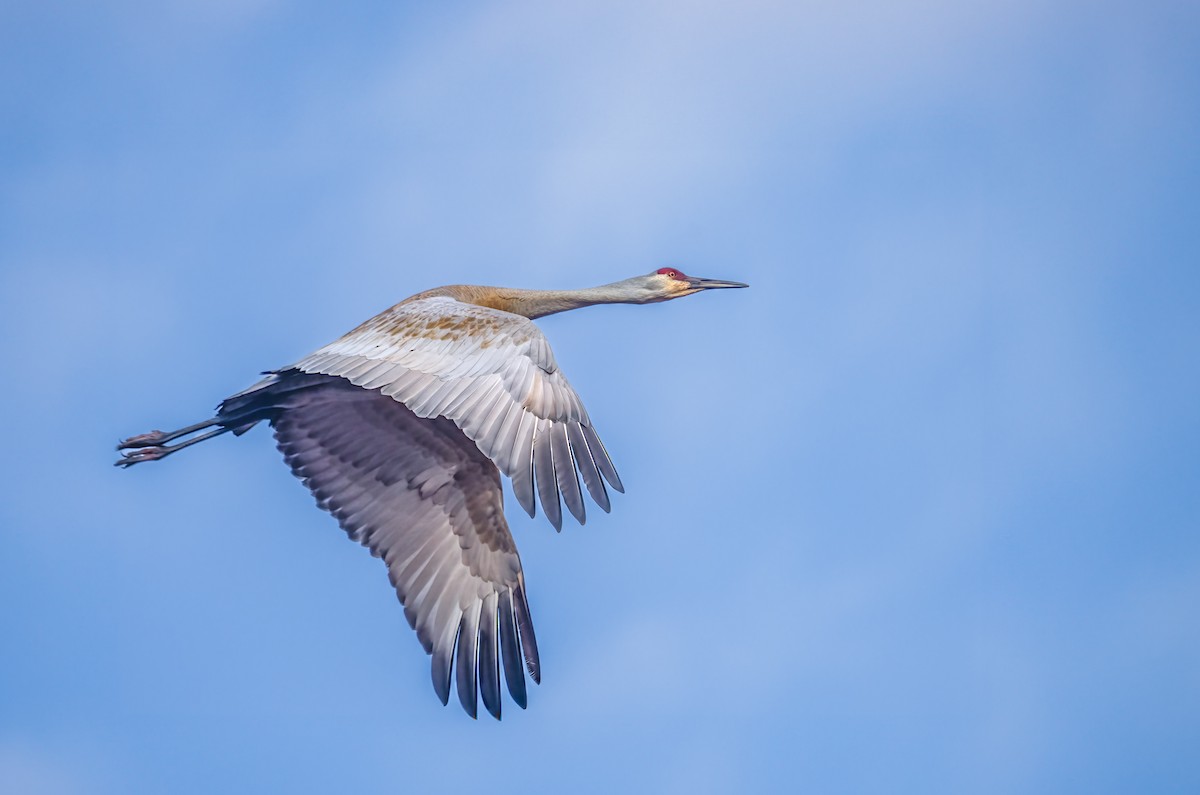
116 267 747 719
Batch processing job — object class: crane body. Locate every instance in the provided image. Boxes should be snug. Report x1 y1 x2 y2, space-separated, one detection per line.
117 268 746 719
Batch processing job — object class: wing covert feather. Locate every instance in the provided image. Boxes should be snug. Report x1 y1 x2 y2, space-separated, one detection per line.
290 297 622 527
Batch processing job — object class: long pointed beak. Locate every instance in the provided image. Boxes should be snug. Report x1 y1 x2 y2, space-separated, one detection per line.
686 276 749 290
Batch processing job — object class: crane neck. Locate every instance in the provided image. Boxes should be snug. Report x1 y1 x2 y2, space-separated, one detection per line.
418 278 661 320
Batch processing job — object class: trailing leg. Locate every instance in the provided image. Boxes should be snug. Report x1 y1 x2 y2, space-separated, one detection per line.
114 370 343 468
115 424 231 467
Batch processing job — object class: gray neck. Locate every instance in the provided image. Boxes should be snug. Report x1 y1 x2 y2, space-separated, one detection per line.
504 277 658 319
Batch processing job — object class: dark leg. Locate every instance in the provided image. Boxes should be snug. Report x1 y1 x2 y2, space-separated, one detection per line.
116 417 221 450
114 426 231 467
114 371 325 468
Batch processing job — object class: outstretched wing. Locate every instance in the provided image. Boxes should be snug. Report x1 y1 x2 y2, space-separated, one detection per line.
271 377 539 719
291 296 623 530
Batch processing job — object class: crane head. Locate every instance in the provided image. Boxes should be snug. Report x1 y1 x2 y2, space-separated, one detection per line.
644 267 749 300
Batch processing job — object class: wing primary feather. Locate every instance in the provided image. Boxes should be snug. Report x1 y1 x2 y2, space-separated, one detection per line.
533 422 562 531
511 461 537 518
498 589 528 708
431 616 462 707
509 412 538 517
514 581 541 683
551 422 586 525
456 601 482 719
567 422 610 512
478 591 502 720
582 423 624 493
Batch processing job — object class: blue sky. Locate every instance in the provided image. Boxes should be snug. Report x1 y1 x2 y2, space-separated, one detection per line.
2 1 1198 792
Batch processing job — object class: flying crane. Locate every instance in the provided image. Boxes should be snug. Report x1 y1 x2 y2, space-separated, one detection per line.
117 267 748 719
